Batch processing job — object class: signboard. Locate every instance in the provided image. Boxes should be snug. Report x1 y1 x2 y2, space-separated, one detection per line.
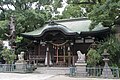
85 39 94 43
75 39 84 43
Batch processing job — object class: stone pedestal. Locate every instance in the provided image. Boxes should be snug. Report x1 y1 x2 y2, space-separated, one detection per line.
75 62 87 77
101 50 114 78
15 60 27 71
101 66 114 78
75 51 87 77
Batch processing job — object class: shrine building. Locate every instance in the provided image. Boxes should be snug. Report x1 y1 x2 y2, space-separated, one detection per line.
21 18 110 67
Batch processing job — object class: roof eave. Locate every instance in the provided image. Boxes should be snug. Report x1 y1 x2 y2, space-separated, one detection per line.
80 28 110 37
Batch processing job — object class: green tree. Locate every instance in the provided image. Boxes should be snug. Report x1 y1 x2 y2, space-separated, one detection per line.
55 0 120 30
0 0 64 38
1 48 16 64
0 0 64 54
88 0 120 29
97 35 120 67
0 20 8 39
87 48 101 67
62 4 86 18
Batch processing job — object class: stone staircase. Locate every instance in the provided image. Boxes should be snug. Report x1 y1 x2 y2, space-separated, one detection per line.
35 67 70 75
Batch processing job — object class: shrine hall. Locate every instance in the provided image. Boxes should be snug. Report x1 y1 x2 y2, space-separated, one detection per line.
21 17 110 67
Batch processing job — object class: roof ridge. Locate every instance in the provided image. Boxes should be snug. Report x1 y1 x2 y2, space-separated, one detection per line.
46 17 88 23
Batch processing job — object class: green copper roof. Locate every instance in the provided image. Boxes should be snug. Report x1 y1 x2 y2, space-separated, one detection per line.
57 19 91 32
21 24 77 37
21 18 109 38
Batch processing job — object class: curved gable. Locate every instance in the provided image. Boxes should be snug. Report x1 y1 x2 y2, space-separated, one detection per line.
21 18 110 40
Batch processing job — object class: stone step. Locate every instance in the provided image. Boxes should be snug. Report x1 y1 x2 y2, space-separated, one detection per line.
35 67 70 75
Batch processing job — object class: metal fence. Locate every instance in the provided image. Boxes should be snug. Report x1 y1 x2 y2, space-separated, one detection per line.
0 64 33 73
69 66 119 78
86 67 119 78
0 64 119 79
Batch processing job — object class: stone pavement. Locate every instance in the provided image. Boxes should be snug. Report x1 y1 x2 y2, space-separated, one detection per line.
0 73 120 80
0 73 54 80
46 75 120 80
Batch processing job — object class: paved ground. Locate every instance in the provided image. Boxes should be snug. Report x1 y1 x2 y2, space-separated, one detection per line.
0 73 120 80
47 75 120 80
0 73 54 80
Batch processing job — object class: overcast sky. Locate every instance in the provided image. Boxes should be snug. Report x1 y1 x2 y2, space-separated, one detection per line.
2 0 68 14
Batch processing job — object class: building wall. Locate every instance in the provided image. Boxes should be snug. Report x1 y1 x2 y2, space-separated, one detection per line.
75 43 91 54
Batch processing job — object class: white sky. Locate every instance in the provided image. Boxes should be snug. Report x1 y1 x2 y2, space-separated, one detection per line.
2 0 67 15
0 0 88 18
3 5 15 10
57 0 68 15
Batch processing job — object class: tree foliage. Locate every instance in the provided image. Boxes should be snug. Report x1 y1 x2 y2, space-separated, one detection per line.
55 0 120 30
1 48 16 64
14 9 46 34
87 48 101 67
88 0 120 29
62 4 86 18
97 35 120 67
0 0 64 39
0 0 64 55
87 35 120 67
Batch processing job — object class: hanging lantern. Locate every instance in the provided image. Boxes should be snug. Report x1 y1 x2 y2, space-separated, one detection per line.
61 46 63 49
68 46 70 51
54 46 56 49
53 45 54 48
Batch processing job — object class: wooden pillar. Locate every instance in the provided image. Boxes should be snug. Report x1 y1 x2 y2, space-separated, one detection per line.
68 46 71 66
56 46 58 64
37 44 40 65
63 46 66 63
72 56 75 65
34 45 37 62
38 44 40 56
34 45 36 55
34 44 38 58
71 41 74 65
73 39 75 65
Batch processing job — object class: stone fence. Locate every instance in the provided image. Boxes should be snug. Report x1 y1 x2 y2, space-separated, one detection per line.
0 64 33 73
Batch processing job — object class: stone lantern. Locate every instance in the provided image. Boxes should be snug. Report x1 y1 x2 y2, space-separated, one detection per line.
91 42 97 49
101 49 113 78
102 49 110 66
